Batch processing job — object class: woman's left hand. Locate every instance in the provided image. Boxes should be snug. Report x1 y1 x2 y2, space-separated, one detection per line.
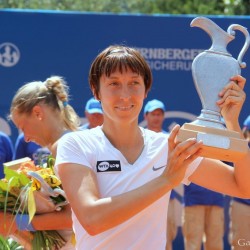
217 75 246 124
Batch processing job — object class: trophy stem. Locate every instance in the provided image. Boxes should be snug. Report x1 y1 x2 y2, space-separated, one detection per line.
192 109 225 129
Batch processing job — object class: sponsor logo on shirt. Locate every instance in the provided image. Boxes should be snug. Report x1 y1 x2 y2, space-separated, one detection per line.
96 161 121 172
152 165 166 171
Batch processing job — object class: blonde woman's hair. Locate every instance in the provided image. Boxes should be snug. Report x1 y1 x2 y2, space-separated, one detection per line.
10 76 80 131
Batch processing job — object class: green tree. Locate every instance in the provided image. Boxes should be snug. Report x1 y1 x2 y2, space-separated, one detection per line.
224 0 250 15
0 0 249 15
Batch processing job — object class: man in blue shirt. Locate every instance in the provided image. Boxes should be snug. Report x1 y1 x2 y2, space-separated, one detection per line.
14 133 40 160
14 133 50 165
79 97 103 130
0 131 14 178
144 99 167 133
182 183 225 250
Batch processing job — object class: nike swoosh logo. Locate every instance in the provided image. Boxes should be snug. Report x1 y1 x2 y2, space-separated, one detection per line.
152 165 166 171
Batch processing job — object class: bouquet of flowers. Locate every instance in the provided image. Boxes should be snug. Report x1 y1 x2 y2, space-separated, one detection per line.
0 156 68 250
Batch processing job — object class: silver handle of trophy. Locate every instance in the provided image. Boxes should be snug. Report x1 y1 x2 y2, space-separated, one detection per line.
227 24 250 69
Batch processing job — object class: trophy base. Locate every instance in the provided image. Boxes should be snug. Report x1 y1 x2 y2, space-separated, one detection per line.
176 123 249 162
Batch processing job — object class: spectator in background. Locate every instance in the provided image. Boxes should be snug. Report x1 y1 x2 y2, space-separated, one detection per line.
182 183 225 250
0 131 14 178
79 97 103 130
14 132 40 159
144 99 177 250
144 99 167 133
14 133 50 165
229 115 250 250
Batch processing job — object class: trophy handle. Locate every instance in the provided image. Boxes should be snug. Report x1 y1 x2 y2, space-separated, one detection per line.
227 24 250 69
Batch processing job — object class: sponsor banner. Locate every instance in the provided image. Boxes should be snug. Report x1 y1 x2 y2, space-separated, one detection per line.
0 10 249 146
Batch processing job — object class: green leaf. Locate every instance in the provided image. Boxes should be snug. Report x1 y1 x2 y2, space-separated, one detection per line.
0 182 8 192
4 168 30 186
0 235 9 250
46 155 55 171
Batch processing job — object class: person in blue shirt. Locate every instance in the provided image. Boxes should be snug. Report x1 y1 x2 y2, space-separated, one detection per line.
182 183 225 250
144 99 177 250
14 133 40 160
144 99 167 133
229 115 250 250
0 131 14 179
79 97 103 130
182 125 225 250
14 133 50 165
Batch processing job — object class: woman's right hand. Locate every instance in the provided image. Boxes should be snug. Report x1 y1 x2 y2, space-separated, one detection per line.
162 124 202 188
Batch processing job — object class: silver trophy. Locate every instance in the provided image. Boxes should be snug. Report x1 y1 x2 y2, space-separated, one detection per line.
177 16 249 162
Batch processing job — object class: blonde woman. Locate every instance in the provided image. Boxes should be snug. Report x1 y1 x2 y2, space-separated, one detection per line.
2 76 80 249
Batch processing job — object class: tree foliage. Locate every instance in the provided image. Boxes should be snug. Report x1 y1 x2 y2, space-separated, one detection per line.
0 0 249 15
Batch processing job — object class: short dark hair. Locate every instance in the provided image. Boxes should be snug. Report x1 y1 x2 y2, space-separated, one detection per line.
89 45 152 99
